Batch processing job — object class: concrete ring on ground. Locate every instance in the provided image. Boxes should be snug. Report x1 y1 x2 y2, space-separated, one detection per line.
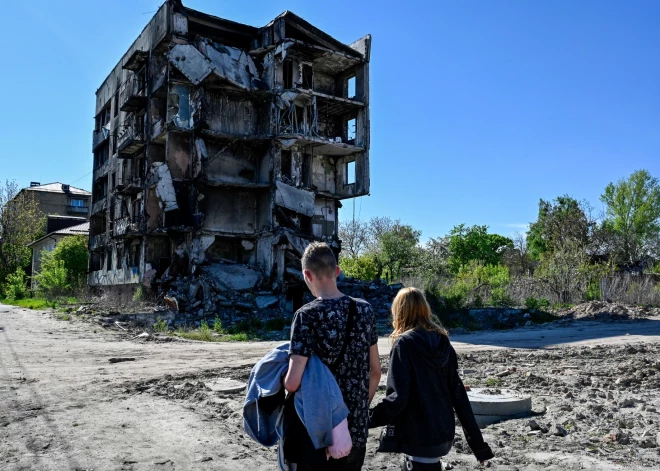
467 388 532 428
206 378 247 394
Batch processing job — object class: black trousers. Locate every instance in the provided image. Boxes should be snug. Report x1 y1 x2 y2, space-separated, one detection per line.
294 446 366 471
283 394 366 471
400 457 444 471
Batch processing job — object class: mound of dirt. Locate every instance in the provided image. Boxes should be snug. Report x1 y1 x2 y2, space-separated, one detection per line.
562 301 660 320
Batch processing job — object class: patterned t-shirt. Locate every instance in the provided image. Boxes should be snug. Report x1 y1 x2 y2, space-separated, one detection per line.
289 295 378 448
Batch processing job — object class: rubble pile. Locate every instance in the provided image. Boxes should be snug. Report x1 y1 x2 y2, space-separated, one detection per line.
147 263 401 331
560 301 660 320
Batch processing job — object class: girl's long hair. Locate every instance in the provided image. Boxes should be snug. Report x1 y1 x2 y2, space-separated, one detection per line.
391 287 449 340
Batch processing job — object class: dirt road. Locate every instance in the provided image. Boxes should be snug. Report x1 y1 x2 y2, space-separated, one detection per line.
2 304 660 470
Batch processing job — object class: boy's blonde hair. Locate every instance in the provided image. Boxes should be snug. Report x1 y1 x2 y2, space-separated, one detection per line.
391 287 448 340
301 242 337 279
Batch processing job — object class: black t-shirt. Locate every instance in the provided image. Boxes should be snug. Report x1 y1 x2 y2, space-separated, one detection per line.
289 295 378 448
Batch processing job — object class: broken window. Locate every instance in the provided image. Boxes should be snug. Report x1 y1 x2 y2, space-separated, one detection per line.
111 173 116 190
131 243 140 267
347 76 356 99
301 63 313 89
132 199 141 223
302 153 312 187
346 160 356 185
171 85 191 128
283 59 293 89
91 252 102 272
281 150 292 180
347 118 356 144
105 250 112 271
94 142 110 169
116 245 124 270
95 105 111 131
113 82 120 118
92 178 107 203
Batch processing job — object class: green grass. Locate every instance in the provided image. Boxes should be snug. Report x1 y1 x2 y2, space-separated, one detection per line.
485 377 502 387
0 298 58 309
54 312 71 321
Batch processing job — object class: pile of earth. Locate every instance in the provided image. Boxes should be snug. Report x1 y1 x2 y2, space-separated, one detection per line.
560 301 660 321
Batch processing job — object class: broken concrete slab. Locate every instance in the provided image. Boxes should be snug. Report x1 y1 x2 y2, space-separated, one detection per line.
168 44 214 85
203 264 261 291
275 181 315 217
150 162 179 212
255 295 279 310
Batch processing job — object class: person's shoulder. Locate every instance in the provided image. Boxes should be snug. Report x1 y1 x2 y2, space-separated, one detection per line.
350 297 374 312
294 298 324 318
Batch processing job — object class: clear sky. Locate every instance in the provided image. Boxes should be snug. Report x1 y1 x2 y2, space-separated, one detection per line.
1 0 658 241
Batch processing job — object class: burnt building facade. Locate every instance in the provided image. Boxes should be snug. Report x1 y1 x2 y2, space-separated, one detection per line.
89 0 370 302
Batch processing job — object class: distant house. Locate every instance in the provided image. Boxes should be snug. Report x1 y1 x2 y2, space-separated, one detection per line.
17 182 91 219
27 220 89 289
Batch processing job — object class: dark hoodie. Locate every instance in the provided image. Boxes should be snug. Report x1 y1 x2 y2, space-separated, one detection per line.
368 329 494 462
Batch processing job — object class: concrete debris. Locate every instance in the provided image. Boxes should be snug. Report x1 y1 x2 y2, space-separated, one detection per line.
560 301 660 320
203 264 261 292
109 358 136 364
255 295 279 310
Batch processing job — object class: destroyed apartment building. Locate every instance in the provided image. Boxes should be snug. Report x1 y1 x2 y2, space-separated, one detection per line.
90 0 370 313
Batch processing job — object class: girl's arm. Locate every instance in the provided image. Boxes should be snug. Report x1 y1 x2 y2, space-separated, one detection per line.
368 339 411 428
448 346 494 462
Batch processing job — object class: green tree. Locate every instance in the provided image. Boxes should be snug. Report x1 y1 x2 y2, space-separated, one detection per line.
526 196 591 260
0 180 45 282
447 224 512 273
600 170 660 267
339 254 379 281
34 235 89 296
377 225 421 282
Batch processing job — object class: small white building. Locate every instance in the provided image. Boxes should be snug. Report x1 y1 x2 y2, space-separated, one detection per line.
27 222 89 289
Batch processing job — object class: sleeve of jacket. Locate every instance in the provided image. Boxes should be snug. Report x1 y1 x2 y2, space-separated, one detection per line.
448 346 494 462
368 338 411 428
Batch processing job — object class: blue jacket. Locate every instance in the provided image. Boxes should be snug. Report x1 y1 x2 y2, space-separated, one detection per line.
243 342 349 452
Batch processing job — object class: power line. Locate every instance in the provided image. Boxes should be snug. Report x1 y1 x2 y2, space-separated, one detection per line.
68 171 92 186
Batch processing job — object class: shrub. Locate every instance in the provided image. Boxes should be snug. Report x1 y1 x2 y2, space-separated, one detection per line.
265 317 291 331
133 286 143 302
2 267 29 301
34 258 68 297
525 297 550 310
340 254 379 282
153 317 168 333
213 316 224 334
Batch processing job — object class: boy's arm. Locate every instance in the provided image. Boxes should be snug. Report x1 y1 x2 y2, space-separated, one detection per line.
284 355 309 392
368 344 381 404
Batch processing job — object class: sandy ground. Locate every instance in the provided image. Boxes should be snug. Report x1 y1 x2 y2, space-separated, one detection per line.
2 305 660 470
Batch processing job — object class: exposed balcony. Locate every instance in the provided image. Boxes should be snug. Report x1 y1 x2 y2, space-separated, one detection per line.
67 205 89 215
91 197 107 215
90 233 109 251
113 216 144 238
92 127 110 151
119 75 147 112
117 117 146 158
115 176 144 196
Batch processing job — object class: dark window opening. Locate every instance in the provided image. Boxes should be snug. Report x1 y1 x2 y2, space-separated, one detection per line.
116 245 124 270
283 59 293 89
91 252 102 271
92 178 108 203
131 243 141 267
95 105 111 131
132 200 141 223
302 153 312 187
346 161 356 185
347 76 356 99
111 173 116 190
281 150 292 180
301 63 313 89
94 142 110 169
105 250 112 271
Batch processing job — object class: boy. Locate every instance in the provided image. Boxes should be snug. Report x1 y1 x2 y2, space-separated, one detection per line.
284 242 381 471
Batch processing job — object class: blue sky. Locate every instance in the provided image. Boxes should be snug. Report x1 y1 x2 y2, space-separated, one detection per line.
1 0 659 241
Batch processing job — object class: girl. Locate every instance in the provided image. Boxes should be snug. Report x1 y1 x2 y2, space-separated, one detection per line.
368 288 493 470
